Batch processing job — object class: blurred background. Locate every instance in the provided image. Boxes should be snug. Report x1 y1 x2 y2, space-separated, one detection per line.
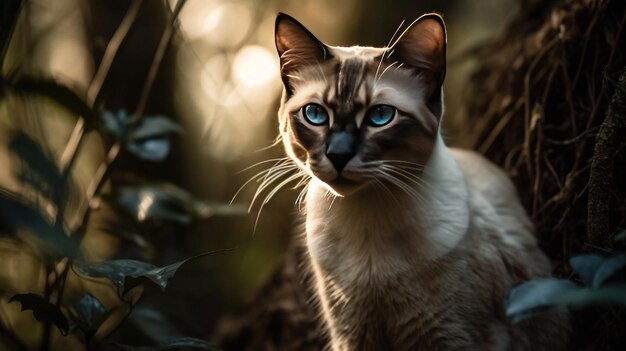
2 0 578 349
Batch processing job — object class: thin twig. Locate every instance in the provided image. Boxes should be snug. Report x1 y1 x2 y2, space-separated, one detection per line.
133 0 187 117
71 0 188 231
87 0 144 106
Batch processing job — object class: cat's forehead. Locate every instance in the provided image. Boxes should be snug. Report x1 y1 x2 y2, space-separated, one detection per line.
288 46 387 104
284 45 426 121
327 45 386 60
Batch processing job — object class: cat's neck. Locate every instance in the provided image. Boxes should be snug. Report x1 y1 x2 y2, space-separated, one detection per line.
305 135 470 260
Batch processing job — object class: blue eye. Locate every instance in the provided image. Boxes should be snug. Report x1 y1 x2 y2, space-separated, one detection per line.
366 105 395 126
303 104 329 125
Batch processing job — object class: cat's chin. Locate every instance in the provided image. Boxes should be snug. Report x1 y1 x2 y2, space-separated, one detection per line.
322 176 368 197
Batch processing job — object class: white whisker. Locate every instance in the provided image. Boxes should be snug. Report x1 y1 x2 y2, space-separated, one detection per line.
375 19 405 81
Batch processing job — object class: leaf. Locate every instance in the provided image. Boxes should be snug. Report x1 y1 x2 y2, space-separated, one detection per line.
72 293 108 333
101 111 182 161
127 137 171 162
74 259 155 297
570 253 626 288
505 278 580 323
111 183 245 225
506 279 626 324
1 75 100 131
107 338 218 351
0 189 80 258
614 229 626 242
74 248 234 296
9 293 70 335
592 255 626 288
569 254 604 286
8 132 68 208
109 307 219 350
153 338 218 351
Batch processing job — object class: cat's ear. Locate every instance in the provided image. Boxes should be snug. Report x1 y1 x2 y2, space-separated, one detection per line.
390 14 446 117
275 13 328 93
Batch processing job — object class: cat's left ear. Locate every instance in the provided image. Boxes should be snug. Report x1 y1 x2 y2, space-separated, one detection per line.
390 14 447 117
275 13 329 94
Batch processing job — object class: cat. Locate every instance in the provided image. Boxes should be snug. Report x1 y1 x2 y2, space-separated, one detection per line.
272 12 570 351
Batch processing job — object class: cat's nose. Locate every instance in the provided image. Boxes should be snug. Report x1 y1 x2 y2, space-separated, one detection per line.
326 131 355 173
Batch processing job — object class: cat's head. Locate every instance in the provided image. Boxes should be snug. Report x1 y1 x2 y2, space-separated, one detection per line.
274 13 446 196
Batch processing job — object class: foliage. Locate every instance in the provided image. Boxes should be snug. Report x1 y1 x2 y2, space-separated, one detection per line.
0 0 239 349
9 293 70 335
506 247 626 323
75 250 234 297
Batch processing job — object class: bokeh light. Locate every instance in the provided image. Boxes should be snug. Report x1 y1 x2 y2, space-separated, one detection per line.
233 45 278 88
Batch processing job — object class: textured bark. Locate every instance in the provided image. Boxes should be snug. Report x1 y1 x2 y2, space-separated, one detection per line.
587 68 626 249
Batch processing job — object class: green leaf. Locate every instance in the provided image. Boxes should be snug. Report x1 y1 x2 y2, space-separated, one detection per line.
569 254 604 286
9 293 70 335
8 132 69 208
1 75 100 131
112 183 245 225
74 248 235 296
72 293 108 333
101 111 182 162
0 189 80 258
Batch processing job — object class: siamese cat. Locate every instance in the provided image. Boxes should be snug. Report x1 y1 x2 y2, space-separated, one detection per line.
272 12 570 351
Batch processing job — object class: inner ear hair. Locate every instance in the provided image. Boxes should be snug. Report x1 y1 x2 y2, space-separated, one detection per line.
389 13 446 117
274 13 329 93
390 13 446 78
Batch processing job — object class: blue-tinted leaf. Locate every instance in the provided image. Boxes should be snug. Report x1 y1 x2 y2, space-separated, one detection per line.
9 293 70 335
101 111 182 161
118 307 219 350
75 249 234 297
73 293 108 333
129 116 183 140
614 229 626 242
0 189 80 258
592 255 626 288
114 185 191 224
111 184 244 225
107 338 218 351
507 278 626 324
558 285 626 307
154 338 218 351
74 259 155 297
505 278 579 323
126 137 170 161
101 110 126 138
98 220 148 250
569 254 604 286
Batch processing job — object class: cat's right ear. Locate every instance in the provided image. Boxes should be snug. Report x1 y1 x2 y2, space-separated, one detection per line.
275 13 328 93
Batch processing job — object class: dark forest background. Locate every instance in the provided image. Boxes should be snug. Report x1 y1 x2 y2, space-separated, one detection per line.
0 0 625 350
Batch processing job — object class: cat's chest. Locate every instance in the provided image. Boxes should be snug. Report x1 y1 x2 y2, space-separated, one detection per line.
305 214 418 287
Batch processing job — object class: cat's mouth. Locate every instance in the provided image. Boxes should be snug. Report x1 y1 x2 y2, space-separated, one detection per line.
322 174 368 196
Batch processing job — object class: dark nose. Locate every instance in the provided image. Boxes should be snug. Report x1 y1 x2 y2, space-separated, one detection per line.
326 131 355 173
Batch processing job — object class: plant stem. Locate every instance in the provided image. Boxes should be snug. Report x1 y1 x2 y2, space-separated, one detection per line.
72 0 188 231
133 0 187 118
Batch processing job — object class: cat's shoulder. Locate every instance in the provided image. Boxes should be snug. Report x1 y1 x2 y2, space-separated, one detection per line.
448 147 518 201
